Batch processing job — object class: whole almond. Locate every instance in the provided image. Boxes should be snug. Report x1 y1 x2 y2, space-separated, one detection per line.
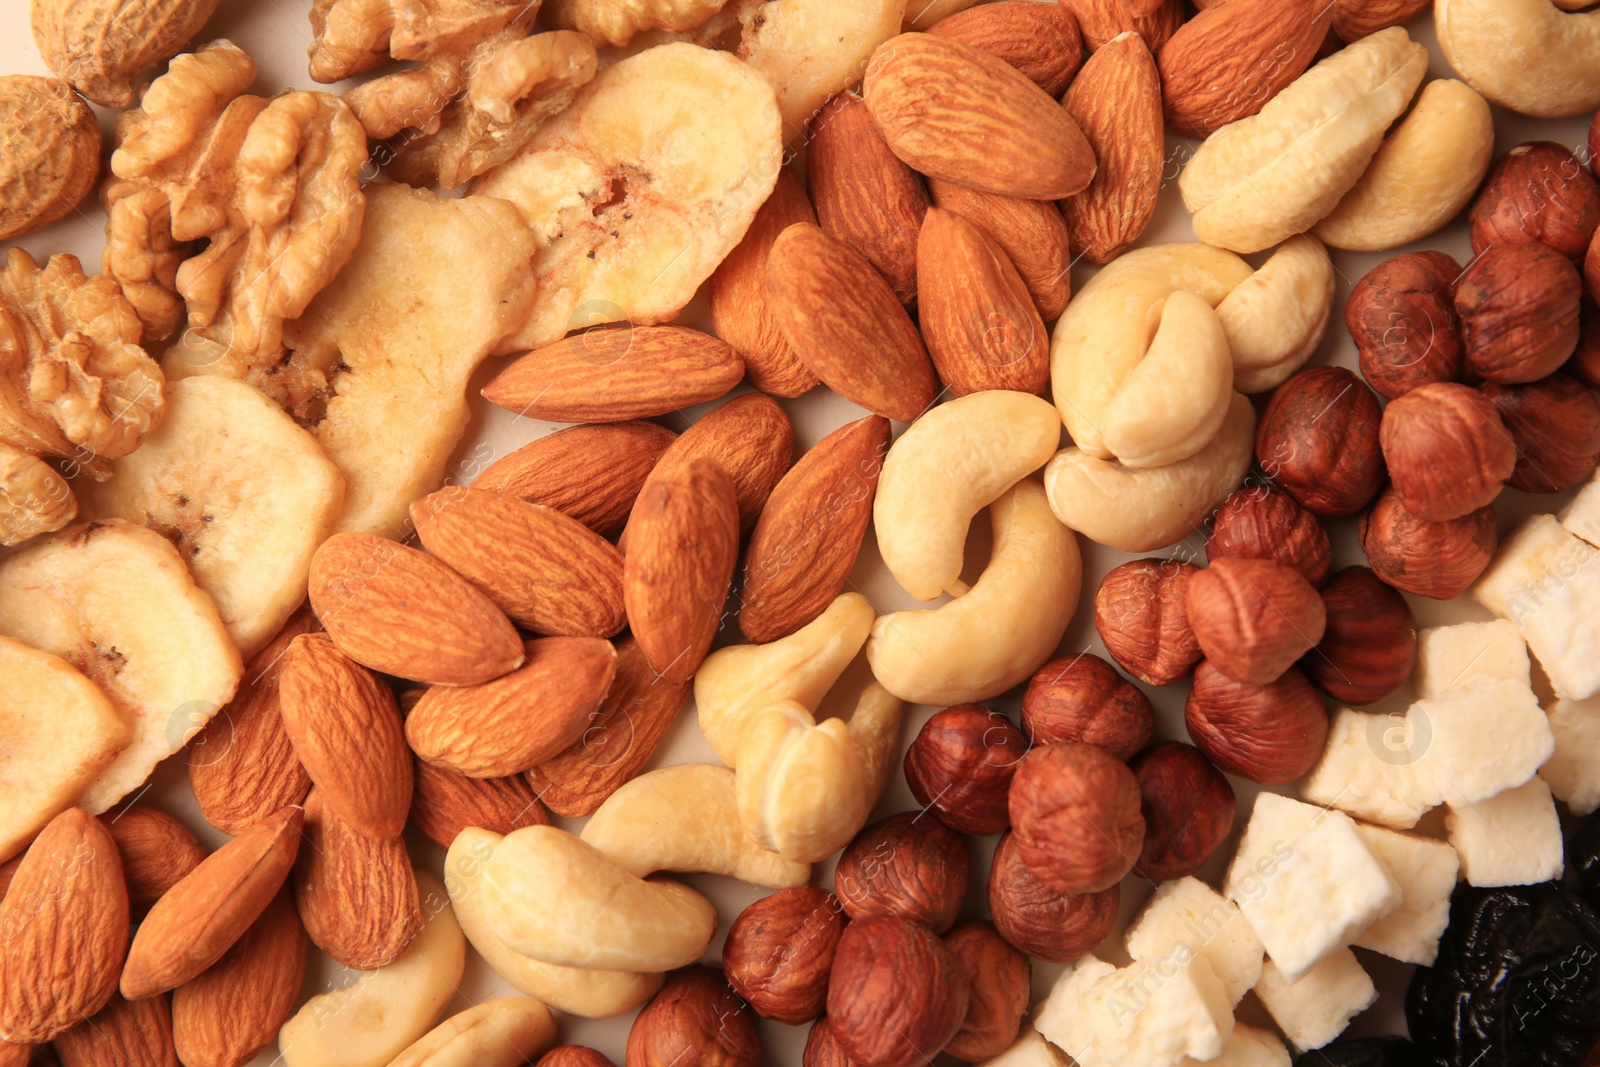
407 637 619 777
102 807 206 916
741 415 891 644
916 208 1049 395
308 532 524 686
410 758 550 849
412 487 627 638
639 393 795 535
766 223 938 422
926 2 1084 95
1332 0 1431 42
526 636 692 817
864 34 1096 201
1060 31 1164 265
278 634 412 840
120 806 303 1001
293 792 420 970
481 326 744 422
0 809 128 1043
1060 0 1183 50
53 992 176 1067
624 458 740 684
1186 558 1328 687
0 1043 26 1067
927 180 1071 320
471 421 678 537
807 92 930 307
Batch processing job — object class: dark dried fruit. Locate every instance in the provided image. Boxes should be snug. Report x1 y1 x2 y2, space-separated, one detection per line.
1293 1037 1426 1067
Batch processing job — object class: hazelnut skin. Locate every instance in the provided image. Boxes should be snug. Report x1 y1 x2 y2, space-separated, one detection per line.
1302 566 1417 706
1184 661 1329 786
1380 382 1516 521
903 705 1027 836
1094 558 1202 686
1359 488 1497 601
626 966 760 1067
1020 653 1154 761
943 922 1030 1063
1346 251 1465 400
537 1050 615 1067
802 1018 857 1067
723 886 845 1025
834 812 968 933
1186 557 1327 687
1568 299 1600 391
1008 743 1144 894
1591 111 1599 182
826 916 971 1067
1481 374 1600 493
1469 142 1600 264
1456 243 1583 384
1256 366 1386 517
987 830 1118 963
1130 741 1236 882
1206 486 1333 586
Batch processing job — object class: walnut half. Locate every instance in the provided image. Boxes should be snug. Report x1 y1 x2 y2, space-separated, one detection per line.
0 442 76 547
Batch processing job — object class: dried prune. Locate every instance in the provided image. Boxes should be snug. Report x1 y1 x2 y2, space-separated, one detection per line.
1407 882 1600 1067
1572 815 1600 913
1293 1037 1426 1067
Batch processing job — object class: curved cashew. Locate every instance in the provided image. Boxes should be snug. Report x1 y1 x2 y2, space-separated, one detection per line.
580 764 810 888
479 826 717 972
1044 391 1255 552
389 999 557 1067
874 391 1061 600
1215 236 1336 393
444 830 660 1019
866 477 1081 705
1315 80 1495 252
695 592 873 764
1436 0 1600 119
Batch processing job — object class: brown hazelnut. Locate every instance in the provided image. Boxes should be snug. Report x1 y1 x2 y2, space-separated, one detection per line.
1256 366 1386 517
1380 382 1516 521
1206 486 1333 586
1346 251 1466 400
1589 226 1599 303
943 922 1030 1063
1591 111 1599 182
1185 557 1327 687
1008 743 1144 894
723 886 845 1025
1456 243 1583 383
834 812 968 933
987 830 1118 963
1020 653 1154 761
1129 741 1236 881
1481 373 1600 493
1184 661 1329 786
1566 299 1600 390
1093 558 1202 686
537 1049 615 1067
826 916 970 1067
1359 488 1496 600
903 705 1027 836
626 965 760 1067
1469 142 1600 264
1302 566 1417 706
802 1017 858 1067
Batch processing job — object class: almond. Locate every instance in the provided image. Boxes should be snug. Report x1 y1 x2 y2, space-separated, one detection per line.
0 808 127 1042
1332 0 1431 43
481 326 745 423
308 532 524 687
0 1043 27 1067
102 806 206 917
623 458 740 684
916 208 1049 395
926 1 1084 95
639 393 795 535
0 855 19 904
1061 31 1164 265
171 890 307 1067
864 34 1096 201
926 180 1072 319
471 421 678 537
410 758 549 849
1059 0 1184 50
293 791 420 970
406 637 619 778
526 636 692 817
120 805 302 1001
412 487 627 638
766 222 938 422
53 992 176 1067
740 415 891 644
807 92 930 307
278 634 412 840
709 167 822 399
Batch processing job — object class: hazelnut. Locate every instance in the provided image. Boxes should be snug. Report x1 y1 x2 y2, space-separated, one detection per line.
537 1050 615 1067
1185 557 1327 687
1481 373 1600 493
1206 486 1333 586
1302 566 1417 706
1567 299 1600 391
723 886 845 1025
1359 488 1496 600
903 705 1027 836
626 965 760 1067
1256 366 1386 517
987 830 1118 963
942 922 1030 1063
834 812 968 933
1129 741 1236 882
1380 382 1516 521
1345 251 1466 400
1589 226 1599 303
1456 243 1583 384
1019 653 1154 761
1184 661 1329 786
1469 142 1600 264
826 916 970 1067
1007 743 1144 894
802 1017 857 1067
1592 111 1599 182
1093 558 1202 686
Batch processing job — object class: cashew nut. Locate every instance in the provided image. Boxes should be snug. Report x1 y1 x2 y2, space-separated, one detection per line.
873 391 1061 600
1043 392 1257 552
1315 80 1495 252
1215 236 1336 393
389 999 557 1067
580 764 810 888
1436 0 1600 119
866 477 1081 705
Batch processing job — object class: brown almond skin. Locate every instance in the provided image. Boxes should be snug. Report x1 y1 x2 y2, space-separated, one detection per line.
1345 251 1465 400
1186 557 1327 687
1130 742 1236 882
1303 567 1417 707
1184 662 1328 786
1456 243 1583 384
722 886 844 1026
1094 559 1203 686
641 393 795 535
410 758 549 849
834 813 969 933
626 966 759 1067
943 922 1030 1063
102 806 206 917
53 992 176 1067
1158 0 1329 137
1256 366 1386 517
927 179 1071 320
1360 489 1497 601
1008 744 1144 895
1060 0 1183 51
1481 374 1600 493
293 791 420 971
987 830 1118 963
1469 142 1600 264
1379 382 1517 521
1020 653 1155 761
1206 486 1332 587
903 704 1028 836
826 917 971 1067
927 2 1083 95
